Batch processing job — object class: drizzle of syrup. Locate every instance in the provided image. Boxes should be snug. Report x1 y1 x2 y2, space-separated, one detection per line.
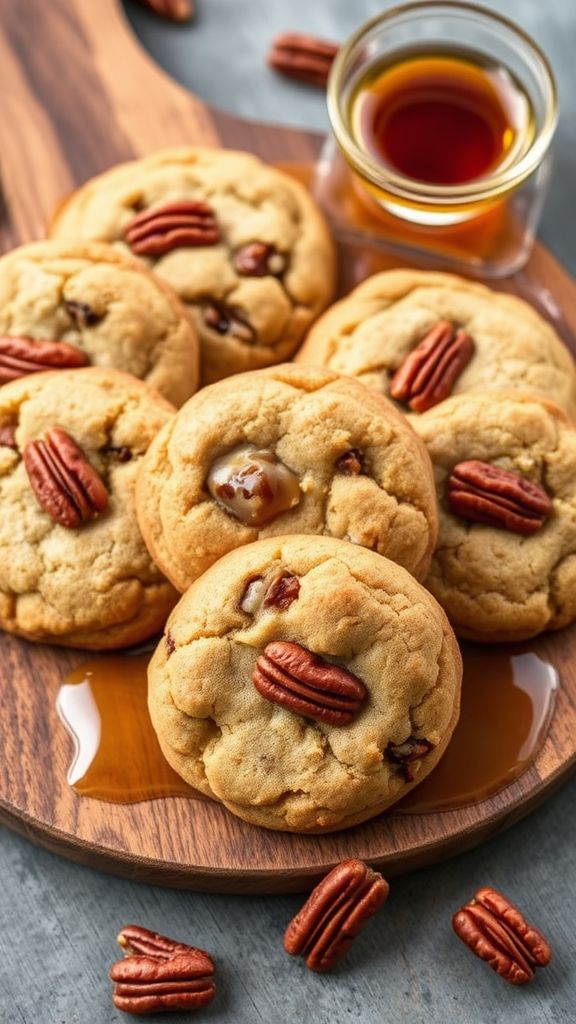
56 645 557 812
398 644 558 813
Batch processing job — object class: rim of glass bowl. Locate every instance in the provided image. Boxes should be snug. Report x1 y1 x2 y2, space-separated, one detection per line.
327 0 558 205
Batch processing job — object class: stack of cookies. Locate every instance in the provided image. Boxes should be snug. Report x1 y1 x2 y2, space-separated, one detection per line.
2 145 576 833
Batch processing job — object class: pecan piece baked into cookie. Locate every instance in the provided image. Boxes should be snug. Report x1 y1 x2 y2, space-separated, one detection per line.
136 364 438 592
49 147 336 385
415 392 576 641
0 241 199 406
148 536 462 832
0 368 177 648
297 270 576 418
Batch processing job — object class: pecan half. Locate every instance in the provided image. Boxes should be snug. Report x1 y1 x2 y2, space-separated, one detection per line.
207 445 301 526
24 427 108 528
386 735 435 782
453 887 552 985
253 641 366 727
233 242 286 277
203 301 256 344
448 460 551 536
134 0 194 21
111 924 215 1014
268 33 339 87
0 335 88 383
124 200 220 257
65 299 100 329
335 449 363 475
284 860 389 971
389 321 474 412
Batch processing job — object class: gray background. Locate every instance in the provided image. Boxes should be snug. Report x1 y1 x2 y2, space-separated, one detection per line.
1 2 575 1022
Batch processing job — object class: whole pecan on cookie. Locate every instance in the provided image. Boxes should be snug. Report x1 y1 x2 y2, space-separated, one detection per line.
110 924 215 1014
24 427 108 528
203 300 256 344
389 321 474 412
448 460 552 535
233 242 287 278
134 0 194 21
285 859 389 971
124 200 220 257
0 335 88 383
386 735 435 782
253 641 366 726
268 33 339 87
452 887 552 985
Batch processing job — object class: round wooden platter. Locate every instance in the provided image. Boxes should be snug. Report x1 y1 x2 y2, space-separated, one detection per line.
1 0 576 894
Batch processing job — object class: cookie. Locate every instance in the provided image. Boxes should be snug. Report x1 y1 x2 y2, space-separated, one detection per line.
0 367 177 648
414 392 576 642
0 241 199 407
296 269 576 419
136 364 438 593
49 147 336 385
148 535 462 832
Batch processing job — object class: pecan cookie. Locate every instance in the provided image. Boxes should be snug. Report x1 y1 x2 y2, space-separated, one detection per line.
136 364 438 592
0 241 199 407
148 535 462 832
414 392 576 641
0 368 177 648
49 147 336 385
296 270 576 419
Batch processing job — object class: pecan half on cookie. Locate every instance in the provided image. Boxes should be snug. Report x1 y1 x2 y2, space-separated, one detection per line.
448 460 551 535
285 860 389 971
0 335 87 383
124 200 220 257
389 321 474 412
24 427 108 528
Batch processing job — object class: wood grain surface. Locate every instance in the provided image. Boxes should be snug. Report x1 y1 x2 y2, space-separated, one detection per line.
1 0 576 893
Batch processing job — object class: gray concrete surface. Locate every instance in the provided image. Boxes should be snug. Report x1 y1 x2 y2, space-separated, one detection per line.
1 3 575 1022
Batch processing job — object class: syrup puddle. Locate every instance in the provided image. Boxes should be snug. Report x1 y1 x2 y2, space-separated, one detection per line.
56 644 558 812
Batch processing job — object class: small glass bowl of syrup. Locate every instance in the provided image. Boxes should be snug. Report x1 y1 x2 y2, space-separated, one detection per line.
323 1 557 274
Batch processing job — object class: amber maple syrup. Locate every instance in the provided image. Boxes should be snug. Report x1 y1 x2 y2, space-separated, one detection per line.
56 645 557 814
350 51 533 188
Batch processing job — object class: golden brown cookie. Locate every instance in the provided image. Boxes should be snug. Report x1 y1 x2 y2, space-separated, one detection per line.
296 270 576 419
0 368 177 648
148 535 462 832
49 147 336 385
0 241 199 406
414 392 576 641
136 364 438 592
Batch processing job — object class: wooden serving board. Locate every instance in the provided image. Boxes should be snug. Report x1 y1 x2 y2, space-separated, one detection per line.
1 0 576 893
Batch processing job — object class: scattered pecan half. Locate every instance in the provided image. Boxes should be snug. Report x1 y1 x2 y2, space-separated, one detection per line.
110 924 215 1014
233 242 286 277
452 887 552 985
134 0 194 21
268 32 339 87
0 335 88 383
263 571 301 610
284 860 389 971
24 427 108 528
0 423 17 449
389 321 474 412
386 735 435 782
335 449 363 475
253 641 366 727
203 301 256 344
65 299 100 329
124 200 220 257
448 460 551 535
207 445 301 526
